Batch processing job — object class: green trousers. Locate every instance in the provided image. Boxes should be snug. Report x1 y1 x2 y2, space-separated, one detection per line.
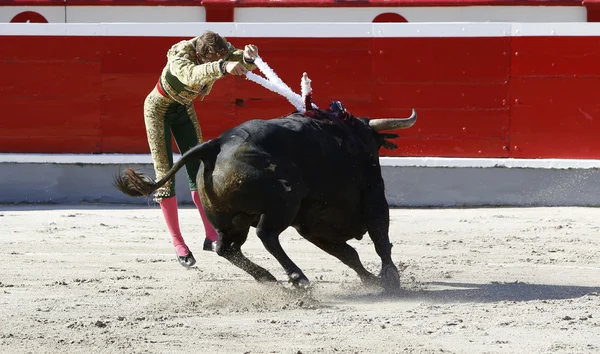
143 87 204 201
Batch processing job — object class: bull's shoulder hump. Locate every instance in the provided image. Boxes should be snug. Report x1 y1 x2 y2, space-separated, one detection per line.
235 116 310 131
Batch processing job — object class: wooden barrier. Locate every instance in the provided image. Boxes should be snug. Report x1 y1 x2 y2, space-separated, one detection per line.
0 0 589 23
2 23 600 158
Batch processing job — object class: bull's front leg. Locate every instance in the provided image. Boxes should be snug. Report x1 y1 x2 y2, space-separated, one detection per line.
307 237 379 287
363 184 400 292
215 229 277 283
256 214 310 288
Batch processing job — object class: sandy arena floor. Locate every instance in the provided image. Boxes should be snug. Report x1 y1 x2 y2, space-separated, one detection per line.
0 204 599 354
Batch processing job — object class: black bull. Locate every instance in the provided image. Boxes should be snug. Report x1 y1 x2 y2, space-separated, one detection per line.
114 106 417 291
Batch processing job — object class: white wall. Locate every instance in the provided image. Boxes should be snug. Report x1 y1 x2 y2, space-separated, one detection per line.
0 5 588 24
235 6 585 23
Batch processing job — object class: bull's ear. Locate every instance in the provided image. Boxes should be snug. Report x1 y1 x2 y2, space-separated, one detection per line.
382 141 398 150
380 133 399 140
378 132 400 150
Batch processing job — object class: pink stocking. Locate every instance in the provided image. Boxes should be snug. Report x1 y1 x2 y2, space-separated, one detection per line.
191 190 219 242
159 196 189 257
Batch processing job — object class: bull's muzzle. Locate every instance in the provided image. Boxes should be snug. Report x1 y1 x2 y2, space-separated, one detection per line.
369 109 417 131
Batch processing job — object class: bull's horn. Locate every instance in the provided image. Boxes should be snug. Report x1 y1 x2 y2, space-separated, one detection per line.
369 109 417 131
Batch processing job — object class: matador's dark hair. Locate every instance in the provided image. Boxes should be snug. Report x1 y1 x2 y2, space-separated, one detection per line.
196 31 229 58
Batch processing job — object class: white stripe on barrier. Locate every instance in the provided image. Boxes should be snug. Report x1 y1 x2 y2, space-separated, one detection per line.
0 153 155 164
234 6 585 24
510 22 600 36
4 22 600 38
0 5 587 24
2 154 600 169
379 157 600 169
66 6 207 24
0 22 377 37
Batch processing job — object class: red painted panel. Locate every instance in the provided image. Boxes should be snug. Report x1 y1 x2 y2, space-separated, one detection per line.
386 137 509 157
1 60 101 99
100 136 149 154
237 61 372 104
235 97 306 122
265 38 371 51
236 77 294 102
0 62 101 127
584 0 600 22
0 36 101 61
0 95 101 153
0 97 100 131
0 126 100 137
0 53 101 153
510 77 600 106
101 36 178 74
0 136 101 154
194 100 238 141
376 109 509 139
365 108 509 157
225 38 373 105
202 0 235 22
98 102 238 153
99 74 155 137
509 77 600 158
373 37 511 83
373 83 509 110
510 106 600 158
512 37 600 77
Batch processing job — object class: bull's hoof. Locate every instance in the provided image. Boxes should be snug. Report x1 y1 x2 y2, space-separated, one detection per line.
380 265 400 291
289 272 311 289
203 238 216 252
177 251 196 269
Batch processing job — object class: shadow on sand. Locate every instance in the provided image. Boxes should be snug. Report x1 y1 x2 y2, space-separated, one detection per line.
335 281 600 304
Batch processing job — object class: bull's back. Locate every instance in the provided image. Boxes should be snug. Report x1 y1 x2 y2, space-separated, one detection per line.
227 117 363 183
230 117 362 198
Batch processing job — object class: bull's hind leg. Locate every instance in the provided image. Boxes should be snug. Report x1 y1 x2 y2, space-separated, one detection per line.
256 213 309 288
215 228 277 283
307 238 379 287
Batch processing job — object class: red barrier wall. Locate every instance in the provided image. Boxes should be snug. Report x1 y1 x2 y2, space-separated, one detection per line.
1 31 600 159
510 36 600 159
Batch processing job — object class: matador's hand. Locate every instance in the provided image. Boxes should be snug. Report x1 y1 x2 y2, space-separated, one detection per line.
244 44 258 62
224 61 249 75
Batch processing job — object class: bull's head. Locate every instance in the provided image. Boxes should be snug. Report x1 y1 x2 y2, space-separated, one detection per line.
325 100 416 151
368 109 417 150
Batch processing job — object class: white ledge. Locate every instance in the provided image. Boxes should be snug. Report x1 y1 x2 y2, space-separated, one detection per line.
2 154 600 169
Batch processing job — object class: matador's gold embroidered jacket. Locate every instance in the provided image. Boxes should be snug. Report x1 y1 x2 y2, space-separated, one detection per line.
158 36 257 105
144 36 257 201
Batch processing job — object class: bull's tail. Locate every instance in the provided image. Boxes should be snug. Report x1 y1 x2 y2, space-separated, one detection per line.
113 139 221 198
